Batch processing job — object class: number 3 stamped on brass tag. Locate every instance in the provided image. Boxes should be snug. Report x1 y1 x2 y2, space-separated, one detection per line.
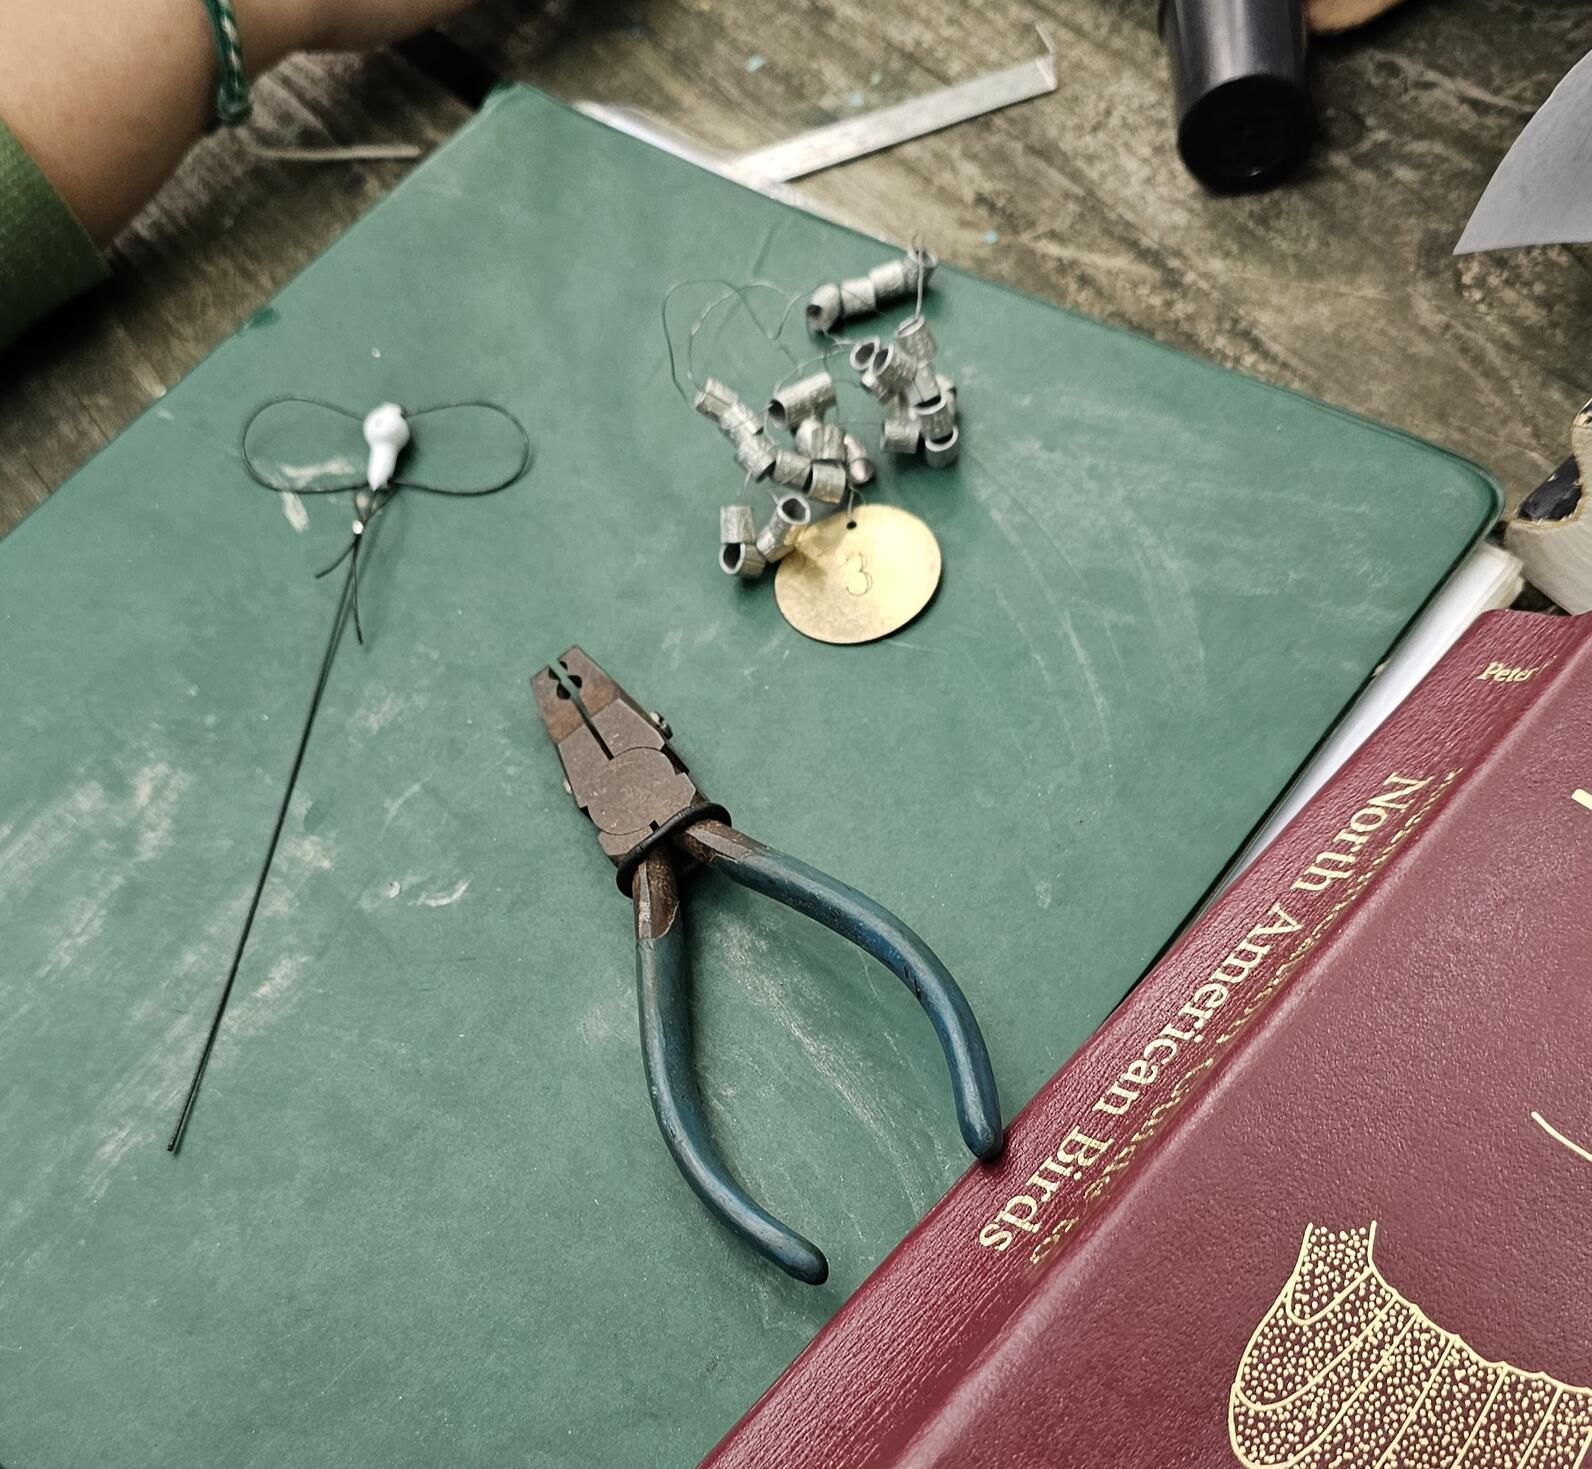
775 503 942 645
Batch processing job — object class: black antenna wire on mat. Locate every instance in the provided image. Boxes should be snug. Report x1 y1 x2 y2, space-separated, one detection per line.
166 396 532 1152
167 548 359 1152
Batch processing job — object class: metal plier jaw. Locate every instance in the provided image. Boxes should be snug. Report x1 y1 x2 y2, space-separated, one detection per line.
532 646 705 863
533 647 1003 1286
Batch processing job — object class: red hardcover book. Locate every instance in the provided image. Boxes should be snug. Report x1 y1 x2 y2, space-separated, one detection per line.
704 608 1592 1468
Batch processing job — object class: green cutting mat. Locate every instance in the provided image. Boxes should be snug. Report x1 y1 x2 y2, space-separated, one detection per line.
0 87 1496 1467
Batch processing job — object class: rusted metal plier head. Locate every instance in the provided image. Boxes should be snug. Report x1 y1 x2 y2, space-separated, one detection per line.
532 646 720 873
532 646 1002 1285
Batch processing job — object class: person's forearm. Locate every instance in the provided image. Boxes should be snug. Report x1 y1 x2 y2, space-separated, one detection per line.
0 0 318 244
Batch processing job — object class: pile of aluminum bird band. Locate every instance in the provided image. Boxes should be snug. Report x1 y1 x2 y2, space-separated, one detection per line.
700 245 959 581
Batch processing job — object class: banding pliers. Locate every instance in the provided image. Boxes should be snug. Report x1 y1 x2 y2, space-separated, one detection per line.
532 647 1003 1284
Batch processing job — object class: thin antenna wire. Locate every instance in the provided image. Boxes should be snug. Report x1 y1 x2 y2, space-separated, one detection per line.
660 277 825 404
170 400 530 1152
311 490 392 646
239 398 532 495
167 547 360 1152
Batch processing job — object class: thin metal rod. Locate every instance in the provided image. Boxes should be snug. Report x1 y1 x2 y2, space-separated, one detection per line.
166 550 360 1152
727 37 1058 184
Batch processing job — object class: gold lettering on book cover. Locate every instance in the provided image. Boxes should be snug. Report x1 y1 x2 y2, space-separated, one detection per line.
1230 1224 1592 1468
1531 1112 1592 1168
1477 661 1548 684
1010 770 1460 1268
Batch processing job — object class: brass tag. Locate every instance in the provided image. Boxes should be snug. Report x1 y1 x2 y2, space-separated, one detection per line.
774 504 942 645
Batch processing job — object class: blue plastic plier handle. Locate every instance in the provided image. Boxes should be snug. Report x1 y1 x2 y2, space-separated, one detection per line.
533 648 1003 1284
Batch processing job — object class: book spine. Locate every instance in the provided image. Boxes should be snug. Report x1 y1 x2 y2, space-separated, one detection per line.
701 609 1589 1469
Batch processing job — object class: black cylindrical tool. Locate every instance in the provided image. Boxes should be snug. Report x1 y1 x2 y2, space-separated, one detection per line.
1160 0 1314 193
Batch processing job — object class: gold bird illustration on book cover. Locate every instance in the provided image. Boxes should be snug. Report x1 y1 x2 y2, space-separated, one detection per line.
1230 1224 1592 1468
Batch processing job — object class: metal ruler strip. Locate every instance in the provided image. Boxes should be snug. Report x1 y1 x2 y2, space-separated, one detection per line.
726 41 1058 185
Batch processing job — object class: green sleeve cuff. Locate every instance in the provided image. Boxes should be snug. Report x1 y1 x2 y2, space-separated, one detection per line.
0 117 109 352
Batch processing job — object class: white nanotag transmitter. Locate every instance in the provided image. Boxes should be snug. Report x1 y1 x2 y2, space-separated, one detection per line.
362 403 410 490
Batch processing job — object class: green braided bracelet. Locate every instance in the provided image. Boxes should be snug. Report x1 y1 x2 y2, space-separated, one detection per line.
198 0 251 126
